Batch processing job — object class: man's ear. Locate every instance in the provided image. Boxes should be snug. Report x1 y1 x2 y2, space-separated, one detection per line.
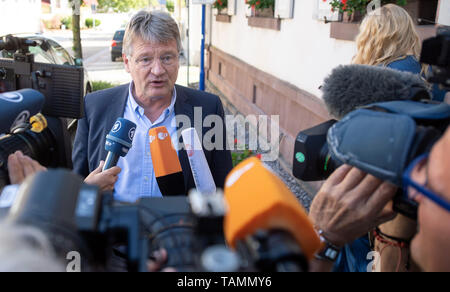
123 54 131 73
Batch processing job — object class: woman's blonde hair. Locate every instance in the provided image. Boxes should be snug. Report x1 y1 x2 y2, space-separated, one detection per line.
353 4 422 67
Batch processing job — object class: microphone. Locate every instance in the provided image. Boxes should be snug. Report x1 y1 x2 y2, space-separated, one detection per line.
0 89 45 134
103 118 137 172
322 64 431 119
223 157 322 263
181 127 216 195
149 126 185 196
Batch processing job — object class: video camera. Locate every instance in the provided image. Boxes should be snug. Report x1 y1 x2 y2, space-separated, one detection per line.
293 28 450 220
0 168 311 272
421 26 450 90
0 35 85 189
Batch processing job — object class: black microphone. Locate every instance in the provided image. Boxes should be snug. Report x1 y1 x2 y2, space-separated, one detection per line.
103 118 137 172
0 89 45 134
322 64 431 119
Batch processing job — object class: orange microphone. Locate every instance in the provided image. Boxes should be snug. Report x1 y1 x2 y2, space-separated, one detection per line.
224 157 322 264
149 126 185 196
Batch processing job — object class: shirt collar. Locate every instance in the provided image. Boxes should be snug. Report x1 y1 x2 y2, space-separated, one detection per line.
127 82 177 119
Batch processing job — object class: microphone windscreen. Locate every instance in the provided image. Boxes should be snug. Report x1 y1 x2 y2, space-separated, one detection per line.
0 89 45 133
105 118 136 157
322 64 430 119
224 157 322 260
181 127 216 194
149 126 185 196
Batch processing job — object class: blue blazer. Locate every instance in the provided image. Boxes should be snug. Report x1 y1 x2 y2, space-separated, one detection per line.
72 83 233 192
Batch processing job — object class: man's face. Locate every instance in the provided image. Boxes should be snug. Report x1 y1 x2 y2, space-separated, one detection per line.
123 37 179 103
410 127 450 272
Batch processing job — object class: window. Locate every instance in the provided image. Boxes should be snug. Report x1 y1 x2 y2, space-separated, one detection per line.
48 40 74 66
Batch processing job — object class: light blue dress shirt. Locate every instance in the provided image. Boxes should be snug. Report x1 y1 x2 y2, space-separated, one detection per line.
113 83 179 203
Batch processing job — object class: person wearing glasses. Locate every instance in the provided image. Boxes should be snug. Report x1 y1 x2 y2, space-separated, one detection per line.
308 126 450 272
72 10 232 202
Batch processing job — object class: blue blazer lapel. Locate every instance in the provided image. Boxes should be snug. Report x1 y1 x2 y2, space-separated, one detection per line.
99 83 129 162
174 85 194 192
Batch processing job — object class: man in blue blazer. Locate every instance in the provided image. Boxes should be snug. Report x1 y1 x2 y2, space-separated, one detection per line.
72 10 232 201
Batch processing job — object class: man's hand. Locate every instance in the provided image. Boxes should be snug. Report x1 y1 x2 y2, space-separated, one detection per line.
309 165 397 247
8 151 47 184
84 161 121 192
147 248 176 272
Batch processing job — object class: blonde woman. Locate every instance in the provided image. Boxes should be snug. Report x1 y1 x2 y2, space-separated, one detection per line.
353 4 446 101
333 4 434 273
333 4 429 273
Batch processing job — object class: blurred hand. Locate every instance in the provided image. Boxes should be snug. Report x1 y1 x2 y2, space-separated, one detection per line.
8 151 47 184
147 248 176 272
84 161 121 192
309 165 397 247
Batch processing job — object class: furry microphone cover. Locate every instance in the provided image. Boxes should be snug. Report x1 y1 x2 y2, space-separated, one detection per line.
321 64 431 119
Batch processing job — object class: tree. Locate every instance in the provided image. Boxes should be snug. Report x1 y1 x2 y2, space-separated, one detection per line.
97 0 149 13
70 0 83 59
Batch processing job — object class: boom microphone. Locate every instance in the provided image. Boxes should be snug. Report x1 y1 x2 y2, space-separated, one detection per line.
322 64 431 119
224 157 322 262
0 89 45 134
103 118 137 172
149 126 185 196
181 128 216 195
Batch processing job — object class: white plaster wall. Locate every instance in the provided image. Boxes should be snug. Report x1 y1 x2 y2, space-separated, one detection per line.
0 0 43 35
210 0 357 98
438 0 450 25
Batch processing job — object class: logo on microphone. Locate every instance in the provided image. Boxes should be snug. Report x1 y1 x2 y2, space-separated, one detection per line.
158 132 168 140
185 144 194 157
129 127 136 141
11 110 30 129
112 121 121 133
0 92 23 103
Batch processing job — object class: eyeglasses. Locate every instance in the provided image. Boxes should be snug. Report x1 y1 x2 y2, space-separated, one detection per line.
402 153 450 213
131 53 179 68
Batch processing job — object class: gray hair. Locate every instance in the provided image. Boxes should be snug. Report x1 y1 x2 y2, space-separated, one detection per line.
123 10 182 56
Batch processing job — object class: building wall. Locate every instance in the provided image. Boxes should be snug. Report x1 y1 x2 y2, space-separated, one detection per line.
210 0 356 98
438 0 450 25
207 0 355 173
0 0 43 35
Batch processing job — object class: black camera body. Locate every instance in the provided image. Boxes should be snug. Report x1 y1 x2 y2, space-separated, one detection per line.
293 29 450 220
420 26 450 90
1 169 308 272
0 36 84 189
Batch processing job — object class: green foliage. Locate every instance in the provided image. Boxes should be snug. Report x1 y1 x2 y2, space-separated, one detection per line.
231 139 261 167
246 0 275 10
166 0 175 12
329 0 408 15
85 18 101 28
92 81 118 92
232 149 254 167
97 0 149 13
61 16 73 30
213 0 228 10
